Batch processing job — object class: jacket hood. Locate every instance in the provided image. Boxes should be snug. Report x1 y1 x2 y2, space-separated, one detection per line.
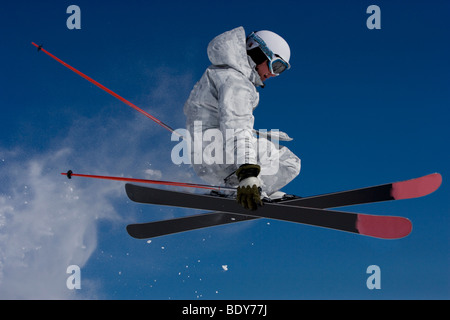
207 27 263 87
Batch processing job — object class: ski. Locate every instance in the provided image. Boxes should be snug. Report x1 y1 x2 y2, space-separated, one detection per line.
125 185 416 240
126 173 441 239
127 212 259 239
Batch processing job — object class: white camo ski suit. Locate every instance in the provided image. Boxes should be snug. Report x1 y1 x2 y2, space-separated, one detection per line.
183 27 300 196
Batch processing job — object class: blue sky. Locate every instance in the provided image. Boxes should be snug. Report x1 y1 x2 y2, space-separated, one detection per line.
0 0 449 299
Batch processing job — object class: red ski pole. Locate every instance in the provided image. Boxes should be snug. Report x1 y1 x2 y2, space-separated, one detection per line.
62 170 235 192
31 42 181 136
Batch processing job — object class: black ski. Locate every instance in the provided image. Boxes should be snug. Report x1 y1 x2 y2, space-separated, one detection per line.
126 173 441 239
125 185 416 239
127 212 258 239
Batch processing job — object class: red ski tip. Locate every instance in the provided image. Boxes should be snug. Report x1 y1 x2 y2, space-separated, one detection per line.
391 173 442 200
356 215 412 239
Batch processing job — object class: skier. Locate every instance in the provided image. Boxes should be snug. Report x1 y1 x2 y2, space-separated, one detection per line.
183 27 301 210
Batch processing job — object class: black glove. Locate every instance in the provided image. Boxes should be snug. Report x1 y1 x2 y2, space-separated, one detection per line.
236 164 262 210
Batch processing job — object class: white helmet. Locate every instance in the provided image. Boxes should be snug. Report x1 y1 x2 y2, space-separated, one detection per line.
246 30 291 75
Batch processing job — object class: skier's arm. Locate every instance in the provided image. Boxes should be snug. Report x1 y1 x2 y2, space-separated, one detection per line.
217 74 261 210
217 75 258 166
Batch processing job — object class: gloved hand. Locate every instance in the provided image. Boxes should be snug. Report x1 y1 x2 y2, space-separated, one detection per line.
236 164 263 210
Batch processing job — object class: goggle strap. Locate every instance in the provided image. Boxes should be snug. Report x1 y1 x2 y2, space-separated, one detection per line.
249 32 274 60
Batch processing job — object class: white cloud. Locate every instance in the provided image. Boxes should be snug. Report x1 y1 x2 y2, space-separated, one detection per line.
144 169 163 180
0 67 197 299
0 116 162 298
0 147 120 299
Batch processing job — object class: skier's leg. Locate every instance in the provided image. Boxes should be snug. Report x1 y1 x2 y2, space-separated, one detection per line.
257 137 301 197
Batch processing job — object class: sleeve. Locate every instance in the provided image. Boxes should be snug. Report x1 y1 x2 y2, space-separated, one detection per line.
217 72 258 166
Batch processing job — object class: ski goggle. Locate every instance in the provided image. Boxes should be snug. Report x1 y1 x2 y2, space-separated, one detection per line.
268 55 290 76
247 32 291 76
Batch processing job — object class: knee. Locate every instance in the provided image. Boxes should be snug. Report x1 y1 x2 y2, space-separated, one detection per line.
290 155 301 178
